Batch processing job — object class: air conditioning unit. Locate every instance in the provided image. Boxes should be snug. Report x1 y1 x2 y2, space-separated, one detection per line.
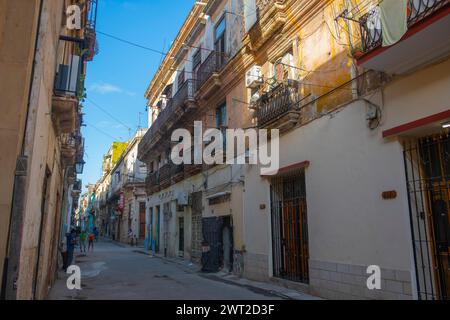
54 55 81 96
246 66 263 88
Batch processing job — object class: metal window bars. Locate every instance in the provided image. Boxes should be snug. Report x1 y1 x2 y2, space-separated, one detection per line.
403 134 450 300
270 170 309 284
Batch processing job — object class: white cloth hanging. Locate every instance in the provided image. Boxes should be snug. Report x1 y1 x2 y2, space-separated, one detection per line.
379 0 408 47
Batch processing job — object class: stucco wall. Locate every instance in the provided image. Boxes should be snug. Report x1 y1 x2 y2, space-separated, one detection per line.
242 55 450 298
0 0 41 291
13 0 66 299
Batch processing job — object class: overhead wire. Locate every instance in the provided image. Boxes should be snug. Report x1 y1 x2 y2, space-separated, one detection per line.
85 121 123 141
86 98 134 132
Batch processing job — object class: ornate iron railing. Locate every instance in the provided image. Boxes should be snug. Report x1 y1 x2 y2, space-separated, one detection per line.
84 0 98 61
61 133 77 149
73 179 82 192
359 0 450 53
159 163 172 182
171 79 196 111
196 52 228 91
256 81 301 127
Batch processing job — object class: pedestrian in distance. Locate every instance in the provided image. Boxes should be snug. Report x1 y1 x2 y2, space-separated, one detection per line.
94 227 99 242
88 232 95 252
128 228 133 246
67 230 76 267
59 234 68 271
79 229 87 253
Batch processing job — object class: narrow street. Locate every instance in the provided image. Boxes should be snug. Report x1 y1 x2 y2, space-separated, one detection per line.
48 240 314 300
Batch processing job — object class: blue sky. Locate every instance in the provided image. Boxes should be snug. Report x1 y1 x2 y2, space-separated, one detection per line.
80 0 195 191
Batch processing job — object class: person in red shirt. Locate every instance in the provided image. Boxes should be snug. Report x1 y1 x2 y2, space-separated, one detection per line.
88 232 95 252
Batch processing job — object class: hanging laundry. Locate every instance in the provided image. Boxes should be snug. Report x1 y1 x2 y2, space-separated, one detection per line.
379 0 408 47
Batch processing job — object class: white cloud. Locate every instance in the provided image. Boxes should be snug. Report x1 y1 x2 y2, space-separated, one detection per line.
89 82 136 96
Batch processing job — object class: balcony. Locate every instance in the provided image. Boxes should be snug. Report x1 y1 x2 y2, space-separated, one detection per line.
61 134 77 167
159 163 172 189
355 0 450 74
255 81 302 130
84 0 98 61
52 54 82 134
171 163 185 183
196 52 228 99
145 172 160 195
138 80 197 161
244 0 287 52
144 163 203 196
72 179 82 197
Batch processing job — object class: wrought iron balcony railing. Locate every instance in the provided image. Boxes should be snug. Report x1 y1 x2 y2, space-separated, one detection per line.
256 81 301 127
159 163 172 187
358 0 450 53
73 179 82 192
84 0 98 61
61 133 77 149
172 79 196 109
139 79 197 155
196 52 229 91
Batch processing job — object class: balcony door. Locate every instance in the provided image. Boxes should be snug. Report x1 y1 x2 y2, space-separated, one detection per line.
214 16 226 68
193 49 202 81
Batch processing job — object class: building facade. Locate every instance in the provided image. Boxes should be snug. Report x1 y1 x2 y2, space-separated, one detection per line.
0 0 97 299
93 130 148 245
137 0 450 300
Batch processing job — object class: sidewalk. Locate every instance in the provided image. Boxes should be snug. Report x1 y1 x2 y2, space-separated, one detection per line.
112 240 321 300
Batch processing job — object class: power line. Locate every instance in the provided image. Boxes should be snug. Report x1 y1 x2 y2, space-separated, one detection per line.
86 98 133 131
85 121 123 141
97 30 167 56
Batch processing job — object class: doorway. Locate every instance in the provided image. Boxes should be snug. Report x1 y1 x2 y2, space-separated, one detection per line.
201 215 233 273
191 192 202 262
152 205 160 253
404 134 450 300
139 202 146 240
270 170 309 284
178 217 184 257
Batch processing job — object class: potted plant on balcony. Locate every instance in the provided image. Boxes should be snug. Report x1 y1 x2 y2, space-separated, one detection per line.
351 43 364 59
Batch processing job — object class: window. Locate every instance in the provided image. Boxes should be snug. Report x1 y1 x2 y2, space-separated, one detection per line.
216 102 227 128
273 49 296 83
193 49 202 80
178 68 185 88
215 16 226 67
216 102 227 150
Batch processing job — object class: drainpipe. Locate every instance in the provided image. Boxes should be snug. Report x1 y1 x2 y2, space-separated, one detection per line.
1 0 44 300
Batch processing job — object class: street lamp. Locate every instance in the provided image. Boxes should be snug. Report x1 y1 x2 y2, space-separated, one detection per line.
75 157 86 174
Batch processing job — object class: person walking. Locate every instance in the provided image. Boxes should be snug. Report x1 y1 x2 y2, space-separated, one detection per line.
79 229 87 253
128 228 133 246
93 227 99 242
67 230 76 267
88 232 95 252
59 234 68 271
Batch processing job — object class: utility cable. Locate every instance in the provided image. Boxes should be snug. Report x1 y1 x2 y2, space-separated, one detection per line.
85 121 123 141
86 98 133 131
